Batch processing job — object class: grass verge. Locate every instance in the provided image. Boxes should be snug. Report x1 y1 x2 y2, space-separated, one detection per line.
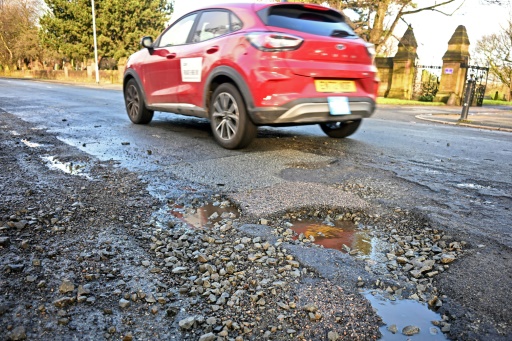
377 98 445 106
483 99 512 106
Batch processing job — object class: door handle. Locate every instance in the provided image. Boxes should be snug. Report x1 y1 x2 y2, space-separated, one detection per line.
206 46 219 54
166 53 176 59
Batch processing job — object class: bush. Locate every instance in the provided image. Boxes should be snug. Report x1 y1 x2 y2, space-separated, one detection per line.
419 94 434 102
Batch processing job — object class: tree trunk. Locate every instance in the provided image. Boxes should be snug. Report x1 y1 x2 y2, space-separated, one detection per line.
369 0 390 50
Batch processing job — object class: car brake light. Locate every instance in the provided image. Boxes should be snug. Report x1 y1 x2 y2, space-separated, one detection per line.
303 4 330 11
365 42 376 62
246 32 303 52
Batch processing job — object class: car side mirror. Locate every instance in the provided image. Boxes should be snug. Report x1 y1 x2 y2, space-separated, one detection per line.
140 36 154 49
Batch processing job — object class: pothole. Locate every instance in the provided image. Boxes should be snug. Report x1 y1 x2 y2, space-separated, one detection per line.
41 156 91 178
364 291 448 340
456 183 488 190
266 208 463 339
287 218 390 260
169 202 239 229
21 139 43 148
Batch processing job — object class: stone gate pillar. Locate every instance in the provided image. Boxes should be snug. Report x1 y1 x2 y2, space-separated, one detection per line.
435 25 470 105
387 26 418 100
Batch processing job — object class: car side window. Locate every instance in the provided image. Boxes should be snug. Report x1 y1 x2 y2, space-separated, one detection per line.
158 14 197 47
230 13 243 32
192 11 230 43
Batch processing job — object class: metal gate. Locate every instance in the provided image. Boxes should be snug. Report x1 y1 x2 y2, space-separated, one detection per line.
461 64 490 107
414 64 442 101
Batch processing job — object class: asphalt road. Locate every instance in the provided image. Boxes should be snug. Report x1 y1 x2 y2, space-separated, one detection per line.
1 78 511 339
0 79 509 242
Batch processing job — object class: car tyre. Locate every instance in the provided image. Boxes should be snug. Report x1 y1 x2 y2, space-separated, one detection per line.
124 78 154 124
320 120 362 138
210 83 257 149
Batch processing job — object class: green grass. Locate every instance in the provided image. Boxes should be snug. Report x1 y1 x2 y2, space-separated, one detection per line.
377 97 445 106
378 97 512 107
483 99 512 106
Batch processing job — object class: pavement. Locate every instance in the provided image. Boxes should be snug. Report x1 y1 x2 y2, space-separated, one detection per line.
413 105 512 132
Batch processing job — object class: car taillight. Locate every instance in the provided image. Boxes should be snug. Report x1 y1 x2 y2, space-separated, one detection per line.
365 42 376 62
246 32 303 52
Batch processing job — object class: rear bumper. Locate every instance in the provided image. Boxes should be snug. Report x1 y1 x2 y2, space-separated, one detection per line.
248 97 375 125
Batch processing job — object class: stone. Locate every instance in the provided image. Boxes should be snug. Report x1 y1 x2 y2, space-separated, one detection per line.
327 331 339 340
26 275 37 282
0 236 10 246
278 302 290 310
197 254 208 263
77 285 90 297
430 327 439 335
410 269 422 278
59 279 75 293
303 304 318 313
198 332 216 341
387 324 398 334
440 254 456 264
119 298 130 308
53 297 75 308
179 316 196 329
172 266 188 274
402 325 420 336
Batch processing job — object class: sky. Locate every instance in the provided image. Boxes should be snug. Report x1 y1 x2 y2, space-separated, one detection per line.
170 0 510 64
389 0 511 64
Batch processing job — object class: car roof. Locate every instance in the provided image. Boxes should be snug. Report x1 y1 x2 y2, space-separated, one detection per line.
189 2 330 11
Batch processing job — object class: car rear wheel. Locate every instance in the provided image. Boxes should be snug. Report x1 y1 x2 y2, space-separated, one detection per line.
320 120 362 138
210 83 256 149
124 78 154 124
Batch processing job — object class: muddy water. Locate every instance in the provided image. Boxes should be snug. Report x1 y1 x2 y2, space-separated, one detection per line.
288 219 389 260
169 203 239 228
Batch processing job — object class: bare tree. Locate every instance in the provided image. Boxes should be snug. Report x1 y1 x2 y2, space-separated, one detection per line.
0 0 43 69
292 0 464 53
475 19 512 100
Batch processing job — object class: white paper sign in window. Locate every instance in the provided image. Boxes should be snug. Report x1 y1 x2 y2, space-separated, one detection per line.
181 57 202 82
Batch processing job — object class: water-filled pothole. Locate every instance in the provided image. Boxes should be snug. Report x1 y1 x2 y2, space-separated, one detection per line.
21 139 42 148
169 203 239 228
288 218 389 259
364 291 447 340
41 156 91 178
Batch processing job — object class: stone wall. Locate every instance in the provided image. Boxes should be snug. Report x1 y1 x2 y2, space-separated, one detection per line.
375 57 393 97
376 25 475 104
0 68 123 85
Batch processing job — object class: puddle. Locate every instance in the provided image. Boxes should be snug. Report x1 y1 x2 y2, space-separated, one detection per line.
288 218 389 259
456 183 488 190
21 139 42 148
41 156 91 179
365 291 447 340
169 203 239 228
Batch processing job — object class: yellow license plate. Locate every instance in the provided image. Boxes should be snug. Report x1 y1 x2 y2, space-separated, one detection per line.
315 80 356 93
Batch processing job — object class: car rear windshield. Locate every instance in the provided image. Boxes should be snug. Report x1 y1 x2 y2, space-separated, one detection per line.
258 4 357 38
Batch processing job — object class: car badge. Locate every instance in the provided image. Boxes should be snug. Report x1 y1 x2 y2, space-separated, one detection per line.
335 44 346 50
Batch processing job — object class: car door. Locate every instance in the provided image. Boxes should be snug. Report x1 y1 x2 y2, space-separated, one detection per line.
141 13 198 106
176 10 232 108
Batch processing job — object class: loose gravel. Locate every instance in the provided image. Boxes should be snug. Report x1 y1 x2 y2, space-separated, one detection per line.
1 111 510 340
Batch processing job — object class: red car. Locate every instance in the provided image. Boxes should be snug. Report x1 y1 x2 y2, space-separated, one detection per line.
123 2 378 149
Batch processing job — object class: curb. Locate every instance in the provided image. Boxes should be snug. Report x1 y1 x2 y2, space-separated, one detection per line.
415 114 512 133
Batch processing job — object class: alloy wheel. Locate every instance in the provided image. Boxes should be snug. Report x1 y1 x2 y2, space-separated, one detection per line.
126 84 140 120
212 92 239 141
